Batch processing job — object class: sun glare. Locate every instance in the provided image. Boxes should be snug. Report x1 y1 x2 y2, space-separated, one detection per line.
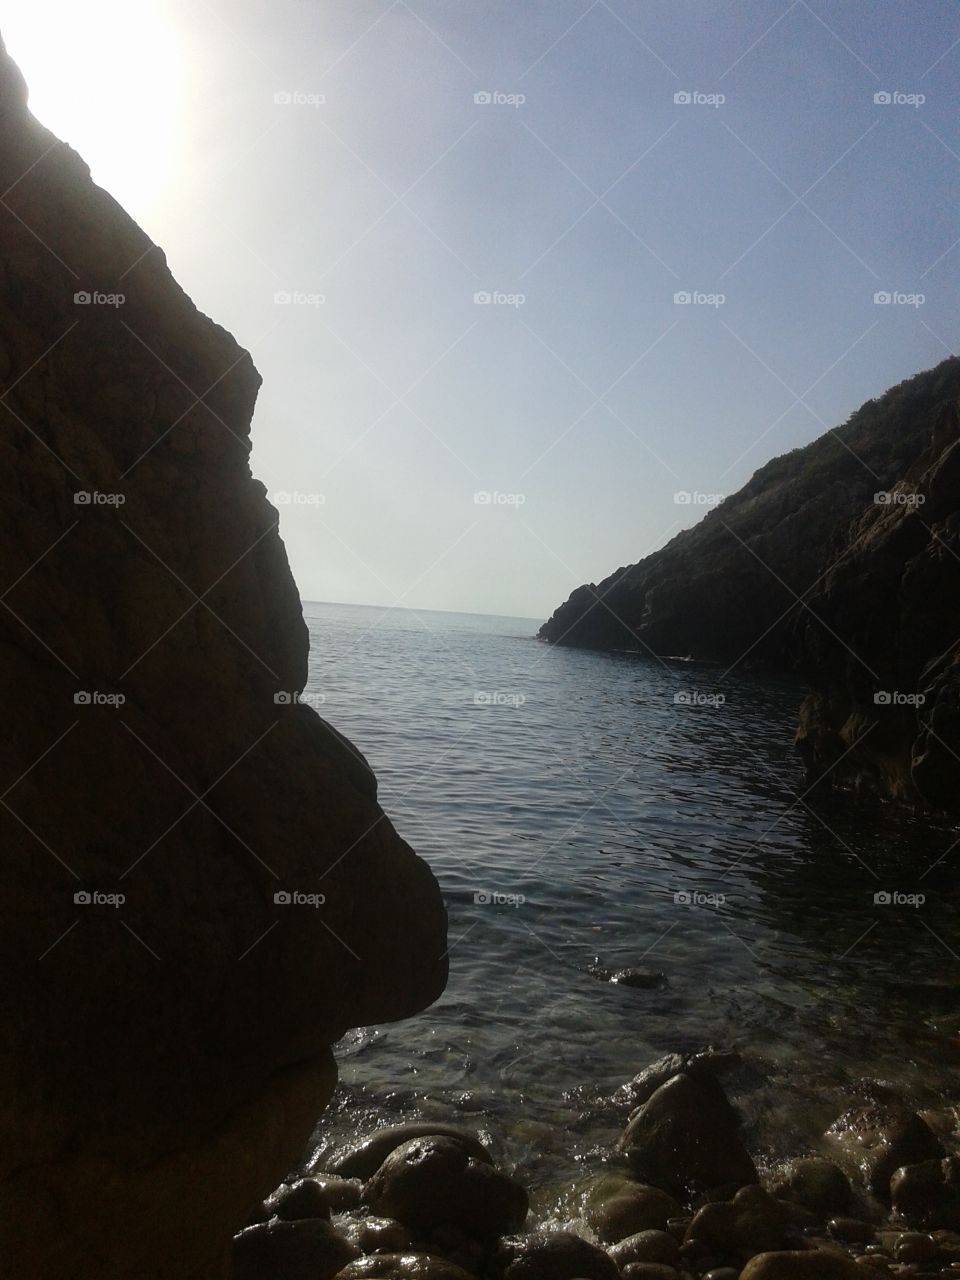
2 0 184 218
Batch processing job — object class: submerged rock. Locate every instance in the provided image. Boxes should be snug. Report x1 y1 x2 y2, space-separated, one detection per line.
768 1157 852 1216
0 35 447 1280
587 960 666 988
824 1103 942 1197
363 1135 528 1239
498 1230 619 1280
617 1071 758 1196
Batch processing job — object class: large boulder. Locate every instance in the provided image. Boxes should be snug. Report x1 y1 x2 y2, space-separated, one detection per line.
617 1071 758 1196
824 1103 942 1198
0 33 447 1280
364 1136 528 1240
327 1124 491 1180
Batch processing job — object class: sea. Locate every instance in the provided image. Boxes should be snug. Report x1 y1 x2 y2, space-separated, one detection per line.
301 600 960 1214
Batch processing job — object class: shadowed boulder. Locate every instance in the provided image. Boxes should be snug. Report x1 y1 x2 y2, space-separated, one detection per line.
0 34 446 1280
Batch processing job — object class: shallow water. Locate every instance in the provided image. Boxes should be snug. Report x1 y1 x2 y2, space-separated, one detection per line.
302 600 960 1203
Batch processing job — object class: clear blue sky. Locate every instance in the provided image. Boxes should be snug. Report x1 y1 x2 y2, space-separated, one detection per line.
6 0 959 616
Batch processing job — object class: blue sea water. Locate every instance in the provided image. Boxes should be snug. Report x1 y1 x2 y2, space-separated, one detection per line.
302 600 960 1202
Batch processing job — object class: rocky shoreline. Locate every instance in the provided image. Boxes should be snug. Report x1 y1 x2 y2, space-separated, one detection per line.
234 1049 960 1280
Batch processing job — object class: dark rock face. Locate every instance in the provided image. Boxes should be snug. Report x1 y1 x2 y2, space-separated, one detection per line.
538 359 960 813
0 35 446 1280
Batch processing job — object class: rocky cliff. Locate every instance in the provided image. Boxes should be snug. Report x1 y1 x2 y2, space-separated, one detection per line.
0 37 446 1280
539 360 960 814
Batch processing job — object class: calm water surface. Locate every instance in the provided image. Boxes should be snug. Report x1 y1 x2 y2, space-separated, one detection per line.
301 601 960 1209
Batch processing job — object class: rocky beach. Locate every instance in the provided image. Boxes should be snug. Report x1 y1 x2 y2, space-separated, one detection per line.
235 1048 960 1280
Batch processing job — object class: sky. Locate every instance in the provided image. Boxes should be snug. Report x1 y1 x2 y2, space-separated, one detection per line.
4 0 959 618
